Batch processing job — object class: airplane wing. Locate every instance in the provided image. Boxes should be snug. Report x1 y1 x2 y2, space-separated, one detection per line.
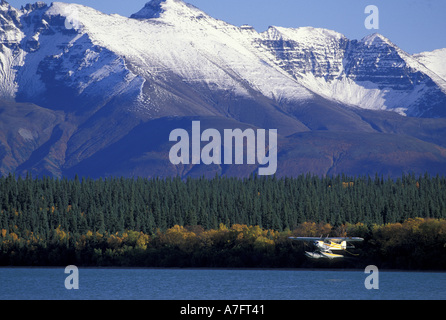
288 237 324 241
333 237 364 242
289 237 364 242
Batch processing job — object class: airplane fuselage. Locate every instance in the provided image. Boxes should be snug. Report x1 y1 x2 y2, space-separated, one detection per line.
314 240 347 252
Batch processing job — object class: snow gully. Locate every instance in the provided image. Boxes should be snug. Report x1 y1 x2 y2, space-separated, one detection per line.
169 121 278 175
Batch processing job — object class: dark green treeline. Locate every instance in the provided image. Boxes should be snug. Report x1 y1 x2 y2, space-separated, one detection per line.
1 173 445 237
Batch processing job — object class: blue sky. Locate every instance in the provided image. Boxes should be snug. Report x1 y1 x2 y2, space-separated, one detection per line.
7 0 446 53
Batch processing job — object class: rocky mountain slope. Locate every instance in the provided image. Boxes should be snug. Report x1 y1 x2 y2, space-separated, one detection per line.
0 0 445 178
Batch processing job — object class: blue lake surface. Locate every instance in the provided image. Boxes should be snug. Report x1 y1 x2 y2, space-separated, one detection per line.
0 267 444 300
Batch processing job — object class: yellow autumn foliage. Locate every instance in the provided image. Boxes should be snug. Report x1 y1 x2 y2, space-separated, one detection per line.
162 225 198 252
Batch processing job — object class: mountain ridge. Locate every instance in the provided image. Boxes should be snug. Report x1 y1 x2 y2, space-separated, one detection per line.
2 0 445 116
0 0 445 178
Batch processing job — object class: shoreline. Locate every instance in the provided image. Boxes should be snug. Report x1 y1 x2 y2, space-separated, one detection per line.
1 265 445 273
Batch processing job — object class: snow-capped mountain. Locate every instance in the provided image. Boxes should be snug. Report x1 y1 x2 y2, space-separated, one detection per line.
414 48 446 81
1 0 446 178
258 28 446 116
1 0 445 117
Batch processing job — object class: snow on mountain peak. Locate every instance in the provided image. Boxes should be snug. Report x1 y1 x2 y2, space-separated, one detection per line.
0 0 445 119
264 25 346 44
130 0 204 20
0 0 12 10
0 0 20 23
130 0 165 19
17 1 47 14
361 33 394 48
414 48 446 81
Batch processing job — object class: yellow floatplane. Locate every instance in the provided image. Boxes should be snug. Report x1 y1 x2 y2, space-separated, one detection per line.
289 236 364 259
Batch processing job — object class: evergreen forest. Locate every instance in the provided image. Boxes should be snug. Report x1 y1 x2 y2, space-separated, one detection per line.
1 173 445 269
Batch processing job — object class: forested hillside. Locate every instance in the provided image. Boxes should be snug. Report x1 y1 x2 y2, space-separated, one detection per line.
1 173 445 269
1 173 445 234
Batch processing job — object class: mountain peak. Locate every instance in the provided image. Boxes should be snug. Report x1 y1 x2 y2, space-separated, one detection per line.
130 0 203 20
361 33 394 47
0 0 9 8
0 0 20 15
130 0 165 19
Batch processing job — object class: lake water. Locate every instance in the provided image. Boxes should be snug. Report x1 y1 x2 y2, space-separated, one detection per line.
0 267 444 300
